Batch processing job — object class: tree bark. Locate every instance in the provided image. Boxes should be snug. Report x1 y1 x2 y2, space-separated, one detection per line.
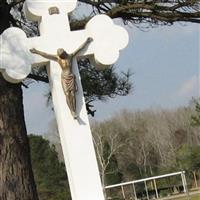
0 1 39 199
0 75 39 200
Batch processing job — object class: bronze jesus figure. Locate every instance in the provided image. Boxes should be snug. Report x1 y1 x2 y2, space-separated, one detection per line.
30 37 92 119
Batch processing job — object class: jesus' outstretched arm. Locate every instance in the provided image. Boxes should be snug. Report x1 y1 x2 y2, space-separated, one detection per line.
71 37 93 57
30 48 58 61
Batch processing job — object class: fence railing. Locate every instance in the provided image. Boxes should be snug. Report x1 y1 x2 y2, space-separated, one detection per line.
105 171 191 200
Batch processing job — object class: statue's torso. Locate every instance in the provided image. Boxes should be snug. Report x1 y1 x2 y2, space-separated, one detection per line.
58 56 73 74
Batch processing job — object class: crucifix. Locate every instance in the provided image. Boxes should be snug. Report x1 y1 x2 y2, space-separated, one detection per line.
30 37 93 119
0 0 129 199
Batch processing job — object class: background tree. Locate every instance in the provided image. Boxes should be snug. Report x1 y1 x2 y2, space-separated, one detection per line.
0 0 200 198
191 99 200 127
29 135 71 200
176 145 200 188
91 106 200 182
72 0 200 29
92 122 124 197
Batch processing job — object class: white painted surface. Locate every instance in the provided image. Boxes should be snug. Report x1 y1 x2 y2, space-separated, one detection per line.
0 28 34 83
48 61 105 200
0 0 129 199
24 0 77 22
0 14 128 82
85 15 129 65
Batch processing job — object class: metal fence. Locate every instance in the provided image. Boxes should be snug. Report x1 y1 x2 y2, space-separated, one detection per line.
105 171 191 200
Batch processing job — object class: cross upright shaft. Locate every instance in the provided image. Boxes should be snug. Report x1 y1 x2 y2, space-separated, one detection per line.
48 60 105 200
29 6 105 200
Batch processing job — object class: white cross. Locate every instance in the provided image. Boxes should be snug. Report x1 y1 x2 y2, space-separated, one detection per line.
0 0 129 199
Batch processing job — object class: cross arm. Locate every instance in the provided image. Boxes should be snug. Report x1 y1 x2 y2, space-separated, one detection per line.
30 48 58 61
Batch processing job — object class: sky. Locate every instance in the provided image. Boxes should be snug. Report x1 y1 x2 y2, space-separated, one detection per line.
23 22 199 134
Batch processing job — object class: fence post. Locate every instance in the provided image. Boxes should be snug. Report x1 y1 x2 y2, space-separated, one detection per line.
144 181 150 200
132 183 137 200
182 171 190 200
181 172 186 193
153 179 159 199
121 185 126 199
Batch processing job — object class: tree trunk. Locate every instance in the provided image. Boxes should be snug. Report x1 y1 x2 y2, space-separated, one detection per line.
0 1 39 199
0 75 39 200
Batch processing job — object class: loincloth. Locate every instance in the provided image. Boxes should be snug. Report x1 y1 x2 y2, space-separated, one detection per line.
61 72 77 93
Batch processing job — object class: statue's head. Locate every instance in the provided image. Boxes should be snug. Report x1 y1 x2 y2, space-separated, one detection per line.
57 48 68 59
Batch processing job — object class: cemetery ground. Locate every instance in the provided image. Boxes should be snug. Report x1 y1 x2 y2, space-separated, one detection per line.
179 195 200 200
158 191 200 200
174 194 200 200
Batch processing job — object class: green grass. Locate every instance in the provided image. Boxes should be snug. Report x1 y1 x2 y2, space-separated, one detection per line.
175 194 200 200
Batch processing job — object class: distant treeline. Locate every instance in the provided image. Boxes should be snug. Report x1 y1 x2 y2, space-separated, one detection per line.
92 103 200 188
29 101 200 200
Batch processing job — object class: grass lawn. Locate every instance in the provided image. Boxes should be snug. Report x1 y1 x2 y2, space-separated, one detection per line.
175 194 200 200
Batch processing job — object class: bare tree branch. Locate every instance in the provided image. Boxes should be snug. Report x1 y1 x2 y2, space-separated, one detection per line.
27 74 49 83
71 0 200 29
